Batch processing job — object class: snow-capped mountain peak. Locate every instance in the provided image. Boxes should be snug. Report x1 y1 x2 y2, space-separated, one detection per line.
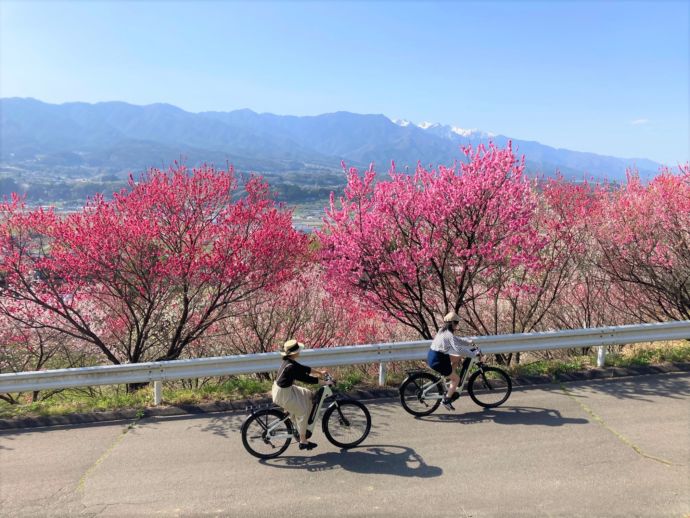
389 116 494 138
451 126 478 137
422 122 495 140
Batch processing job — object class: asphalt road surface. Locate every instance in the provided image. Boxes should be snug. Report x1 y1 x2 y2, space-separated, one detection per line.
1 373 688 517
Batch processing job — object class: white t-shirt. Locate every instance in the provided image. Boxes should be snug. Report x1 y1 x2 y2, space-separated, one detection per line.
430 329 477 357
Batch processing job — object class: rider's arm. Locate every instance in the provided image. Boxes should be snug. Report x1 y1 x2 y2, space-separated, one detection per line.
289 362 319 385
450 335 480 357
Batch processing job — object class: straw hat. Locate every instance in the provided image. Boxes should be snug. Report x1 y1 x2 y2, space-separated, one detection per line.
443 311 461 323
281 339 304 357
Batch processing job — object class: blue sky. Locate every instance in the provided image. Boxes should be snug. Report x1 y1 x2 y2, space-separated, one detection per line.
1 1 688 165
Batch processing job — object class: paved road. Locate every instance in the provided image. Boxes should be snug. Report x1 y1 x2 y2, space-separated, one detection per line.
1 373 688 517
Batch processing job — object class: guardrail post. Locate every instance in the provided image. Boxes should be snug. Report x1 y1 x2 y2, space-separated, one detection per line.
378 362 387 386
153 381 162 405
597 346 606 368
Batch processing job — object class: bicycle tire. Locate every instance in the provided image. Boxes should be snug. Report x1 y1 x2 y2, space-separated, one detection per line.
322 399 371 449
241 408 293 459
467 367 512 408
399 372 444 416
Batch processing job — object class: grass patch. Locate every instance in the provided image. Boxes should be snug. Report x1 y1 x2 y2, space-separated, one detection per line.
335 371 364 392
605 342 690 367
0 376 273 420
163 377 273 406
0 387 150 419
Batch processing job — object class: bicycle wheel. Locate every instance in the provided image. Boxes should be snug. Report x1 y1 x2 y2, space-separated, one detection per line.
399 372 443 416
467 367 512 408
241 408 294 459
322 400 371 449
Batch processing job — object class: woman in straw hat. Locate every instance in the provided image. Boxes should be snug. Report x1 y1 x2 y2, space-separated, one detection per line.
272 339 332 451
427 311 480 411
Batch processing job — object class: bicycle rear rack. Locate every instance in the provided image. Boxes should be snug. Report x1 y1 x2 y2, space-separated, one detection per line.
245 402 278 414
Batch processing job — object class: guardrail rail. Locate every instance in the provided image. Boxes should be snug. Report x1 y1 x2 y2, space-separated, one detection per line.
1 320 689 404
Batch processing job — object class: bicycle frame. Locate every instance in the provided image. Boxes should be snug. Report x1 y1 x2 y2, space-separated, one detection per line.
304 383 336 436
417 355 480 400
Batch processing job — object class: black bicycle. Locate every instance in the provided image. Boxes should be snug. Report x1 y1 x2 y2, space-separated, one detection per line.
241 374 372 459
399 354 512 416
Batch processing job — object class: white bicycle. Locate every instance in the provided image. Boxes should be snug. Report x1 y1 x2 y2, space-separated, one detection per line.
241 374 372 459
399 354 512 416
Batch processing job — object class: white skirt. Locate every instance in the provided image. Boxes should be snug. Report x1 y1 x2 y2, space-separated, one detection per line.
271 383 313 435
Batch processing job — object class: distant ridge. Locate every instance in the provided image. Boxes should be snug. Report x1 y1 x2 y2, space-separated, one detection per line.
0 97 662 182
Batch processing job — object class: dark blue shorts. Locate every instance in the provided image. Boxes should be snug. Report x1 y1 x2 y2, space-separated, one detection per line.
427 349 452 377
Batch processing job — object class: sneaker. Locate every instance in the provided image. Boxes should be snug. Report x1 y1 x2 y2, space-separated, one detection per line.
299 441 318 451
441 397 456 411
450 392 461 402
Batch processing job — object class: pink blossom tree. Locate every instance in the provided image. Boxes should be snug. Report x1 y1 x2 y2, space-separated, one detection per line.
209 259 397 359
540 178 625 331
594 165 690 322
458 176 586 364
0 308 99 403
0 166 307 367
319 143 542 339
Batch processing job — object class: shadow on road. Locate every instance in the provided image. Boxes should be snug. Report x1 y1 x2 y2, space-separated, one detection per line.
259 444 442 477
419 405 588 426
554 371 690 403
195 414 245 438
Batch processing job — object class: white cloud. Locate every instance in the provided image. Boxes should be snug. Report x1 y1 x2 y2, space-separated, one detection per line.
630 118 650 125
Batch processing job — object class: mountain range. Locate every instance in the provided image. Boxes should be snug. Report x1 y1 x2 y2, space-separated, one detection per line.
0 97 662 183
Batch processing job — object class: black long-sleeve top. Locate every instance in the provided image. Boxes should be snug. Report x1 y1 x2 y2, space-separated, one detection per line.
275 358 319 388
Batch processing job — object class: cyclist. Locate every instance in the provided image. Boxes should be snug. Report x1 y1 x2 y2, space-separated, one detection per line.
427 311 480 410
272 339 332 451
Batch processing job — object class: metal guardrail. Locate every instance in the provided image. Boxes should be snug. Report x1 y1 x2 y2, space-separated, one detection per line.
1 321 689 400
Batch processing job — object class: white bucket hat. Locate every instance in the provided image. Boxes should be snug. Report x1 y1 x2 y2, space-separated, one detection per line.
281 339 304 357
443 311 461 323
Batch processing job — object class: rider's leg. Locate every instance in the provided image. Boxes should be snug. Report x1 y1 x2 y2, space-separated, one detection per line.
446 354 462 398
276 386 313 445
291 385 316 447
293 414 308 443
459 357 472 384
